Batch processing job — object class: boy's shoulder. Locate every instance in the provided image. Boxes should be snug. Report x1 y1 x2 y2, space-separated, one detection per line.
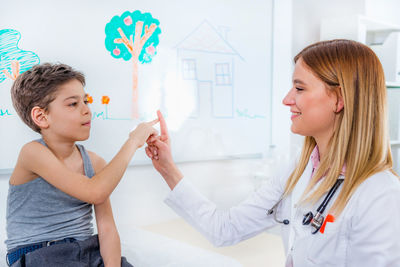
11 141 45 184
19 140 47 160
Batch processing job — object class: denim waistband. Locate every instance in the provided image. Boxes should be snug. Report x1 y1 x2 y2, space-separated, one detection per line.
6 237 76 266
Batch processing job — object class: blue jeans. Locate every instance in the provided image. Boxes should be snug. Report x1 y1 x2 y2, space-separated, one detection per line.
10 235 133 267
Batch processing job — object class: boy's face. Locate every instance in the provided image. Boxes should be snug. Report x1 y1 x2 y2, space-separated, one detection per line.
44 79 92 141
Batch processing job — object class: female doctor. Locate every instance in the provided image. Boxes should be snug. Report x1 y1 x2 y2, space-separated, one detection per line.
146 39 400 266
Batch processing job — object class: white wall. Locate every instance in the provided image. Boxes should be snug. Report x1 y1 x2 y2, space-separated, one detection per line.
365 0 400 25
291 0 366 56
110 159 270 228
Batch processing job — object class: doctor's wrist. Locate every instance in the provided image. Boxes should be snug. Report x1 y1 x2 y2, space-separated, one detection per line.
162 165 183 190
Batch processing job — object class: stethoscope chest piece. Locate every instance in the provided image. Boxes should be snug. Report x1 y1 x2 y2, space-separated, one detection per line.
309 213 324 234
302 211 324 234
302 211 313 225
267 199 290 225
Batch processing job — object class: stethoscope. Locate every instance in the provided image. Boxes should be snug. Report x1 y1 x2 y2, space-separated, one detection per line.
267 175 344 234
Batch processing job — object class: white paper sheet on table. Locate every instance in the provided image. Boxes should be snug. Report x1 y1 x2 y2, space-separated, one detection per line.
120 227 242 267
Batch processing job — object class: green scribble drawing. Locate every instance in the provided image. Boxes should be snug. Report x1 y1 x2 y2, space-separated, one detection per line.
0 29 40 83
236 108 265 119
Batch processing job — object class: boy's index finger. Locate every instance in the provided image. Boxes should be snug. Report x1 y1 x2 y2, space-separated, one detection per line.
148 118 159 126
157 110 168 136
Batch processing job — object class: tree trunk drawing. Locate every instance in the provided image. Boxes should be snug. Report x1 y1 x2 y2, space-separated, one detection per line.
115 21 157 119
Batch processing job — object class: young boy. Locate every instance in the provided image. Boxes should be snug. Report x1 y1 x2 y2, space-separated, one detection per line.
5 63 158 266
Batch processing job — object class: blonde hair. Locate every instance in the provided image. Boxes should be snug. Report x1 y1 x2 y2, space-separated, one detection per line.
283 39 399 216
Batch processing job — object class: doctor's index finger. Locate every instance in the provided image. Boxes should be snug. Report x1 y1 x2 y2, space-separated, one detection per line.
157 110 169 136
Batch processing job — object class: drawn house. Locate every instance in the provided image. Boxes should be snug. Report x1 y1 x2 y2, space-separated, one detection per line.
175 20 243 119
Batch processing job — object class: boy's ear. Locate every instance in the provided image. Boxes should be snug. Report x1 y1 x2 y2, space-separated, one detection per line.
31 106 49 130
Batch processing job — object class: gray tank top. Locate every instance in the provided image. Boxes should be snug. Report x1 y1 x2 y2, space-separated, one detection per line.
5 139 95 250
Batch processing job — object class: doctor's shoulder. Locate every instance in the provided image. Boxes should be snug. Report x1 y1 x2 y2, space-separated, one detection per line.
352 170 400 202
345 170 400 228
339 170 400 264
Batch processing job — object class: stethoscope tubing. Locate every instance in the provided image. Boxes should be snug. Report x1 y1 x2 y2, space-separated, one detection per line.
316 175 344 214
268 175 345 232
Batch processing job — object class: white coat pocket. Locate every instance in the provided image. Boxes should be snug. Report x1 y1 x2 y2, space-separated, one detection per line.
307 220 347 266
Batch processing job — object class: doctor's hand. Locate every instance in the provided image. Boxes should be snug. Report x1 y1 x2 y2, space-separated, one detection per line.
146 110 183 190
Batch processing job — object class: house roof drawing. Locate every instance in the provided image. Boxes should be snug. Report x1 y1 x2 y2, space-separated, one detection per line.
175 20 244 60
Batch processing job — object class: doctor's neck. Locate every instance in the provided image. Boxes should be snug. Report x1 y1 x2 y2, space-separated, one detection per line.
313 135 331 161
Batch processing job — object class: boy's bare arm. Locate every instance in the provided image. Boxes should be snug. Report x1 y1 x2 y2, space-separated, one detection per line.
95 199 121 267
19 139 133 204
18 120 158 204
92 153 121 267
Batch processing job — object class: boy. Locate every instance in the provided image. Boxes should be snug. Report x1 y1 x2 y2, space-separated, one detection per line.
5 63 158 266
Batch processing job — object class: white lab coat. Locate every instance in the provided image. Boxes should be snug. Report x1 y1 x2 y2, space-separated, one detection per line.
164 158 400 266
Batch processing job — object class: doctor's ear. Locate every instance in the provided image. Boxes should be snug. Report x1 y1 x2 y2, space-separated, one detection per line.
31 106 49 130
333 87 344 113
335 96 344 113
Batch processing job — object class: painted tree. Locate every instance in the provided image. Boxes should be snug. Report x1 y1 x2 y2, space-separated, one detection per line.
105 10 161 119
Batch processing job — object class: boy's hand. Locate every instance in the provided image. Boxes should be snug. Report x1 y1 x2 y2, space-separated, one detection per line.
129 119 159 148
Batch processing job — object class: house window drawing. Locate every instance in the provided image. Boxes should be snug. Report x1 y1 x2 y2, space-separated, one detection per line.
175 20 243 118
182 59 197 80
215 63 231 85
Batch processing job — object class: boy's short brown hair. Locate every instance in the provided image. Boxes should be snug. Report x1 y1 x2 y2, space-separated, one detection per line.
11 63 85 133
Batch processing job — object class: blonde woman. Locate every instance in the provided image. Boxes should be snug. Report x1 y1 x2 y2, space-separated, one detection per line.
146 39 400 266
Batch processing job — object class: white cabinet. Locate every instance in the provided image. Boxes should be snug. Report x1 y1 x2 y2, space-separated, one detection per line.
371 33 400 83
320 15 400 84
320 15 400 45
